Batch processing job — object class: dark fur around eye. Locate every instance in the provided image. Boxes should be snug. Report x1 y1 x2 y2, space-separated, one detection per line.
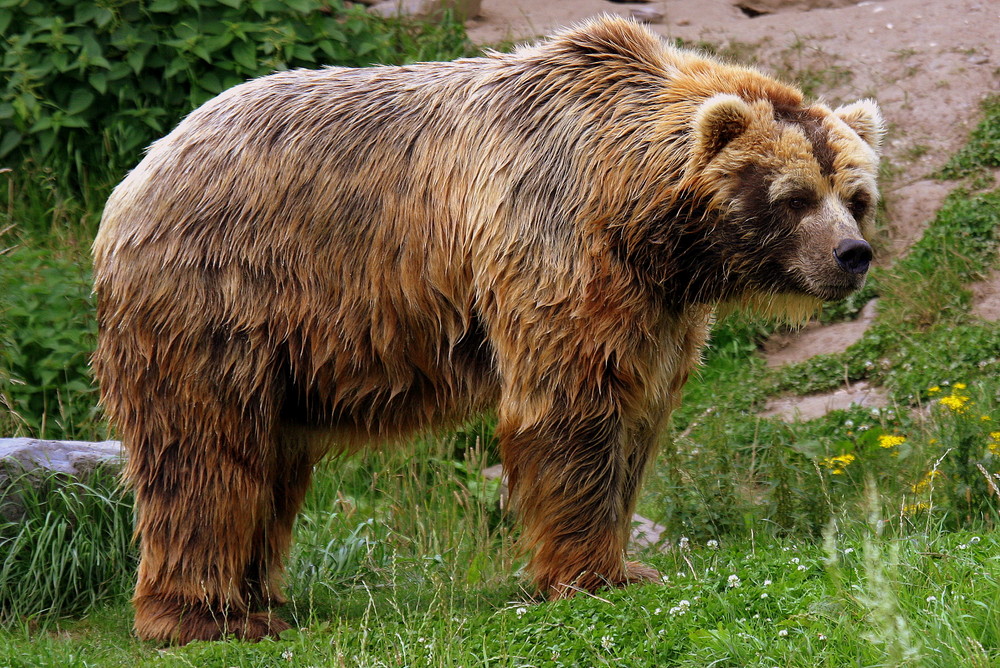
848 193 870 219
784 195 813 211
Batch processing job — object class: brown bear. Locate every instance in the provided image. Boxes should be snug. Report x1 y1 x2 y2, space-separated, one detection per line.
92 16 883 644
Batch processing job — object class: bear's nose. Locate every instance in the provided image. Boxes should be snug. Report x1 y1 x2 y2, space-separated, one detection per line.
834 238 872 275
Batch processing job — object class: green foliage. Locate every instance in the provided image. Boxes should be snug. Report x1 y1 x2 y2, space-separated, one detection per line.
0 0 471 188
939 93 1000 183
925 383 1000 527
0 242 98 439
0 469 135 621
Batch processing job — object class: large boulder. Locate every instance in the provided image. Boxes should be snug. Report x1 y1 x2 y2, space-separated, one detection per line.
0 438 124 520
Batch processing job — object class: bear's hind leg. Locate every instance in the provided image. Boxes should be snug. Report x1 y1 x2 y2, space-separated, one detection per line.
126 399 291 643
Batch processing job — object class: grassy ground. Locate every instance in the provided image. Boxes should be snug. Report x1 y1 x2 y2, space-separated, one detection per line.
2 22 1000 668
2 444 1000 667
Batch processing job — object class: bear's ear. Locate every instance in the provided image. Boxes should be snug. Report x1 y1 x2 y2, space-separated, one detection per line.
834 99 885 154
692 94 753 161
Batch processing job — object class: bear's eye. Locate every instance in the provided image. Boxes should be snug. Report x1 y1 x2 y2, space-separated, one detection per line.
848 194 870 220
785 196 811 211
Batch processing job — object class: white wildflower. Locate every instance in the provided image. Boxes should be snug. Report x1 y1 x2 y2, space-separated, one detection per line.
668 599 691 616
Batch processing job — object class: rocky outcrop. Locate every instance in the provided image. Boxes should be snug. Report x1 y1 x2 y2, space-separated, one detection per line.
0 438 124 520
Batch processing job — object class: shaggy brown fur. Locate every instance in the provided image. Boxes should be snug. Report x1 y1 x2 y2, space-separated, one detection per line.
93 16 883 643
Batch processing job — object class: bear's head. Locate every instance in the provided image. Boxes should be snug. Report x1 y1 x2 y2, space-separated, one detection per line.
686 93 884 317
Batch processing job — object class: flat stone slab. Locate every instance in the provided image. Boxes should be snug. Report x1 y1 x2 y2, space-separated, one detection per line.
761 381 888 422
764 299 879 367
0 438 124 475
0 438 124 520
971 266 1000 321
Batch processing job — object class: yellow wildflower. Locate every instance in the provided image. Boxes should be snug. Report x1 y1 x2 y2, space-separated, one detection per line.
903 502 931 516
939 394 971 413
989 432 1000 455
878 434 906 449
820 453 856 475
954 382 967 390
982 415 993 421
911 470 942 493
928 386 941 394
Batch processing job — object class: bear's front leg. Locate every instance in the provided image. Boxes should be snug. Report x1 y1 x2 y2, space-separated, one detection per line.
497 391 663 599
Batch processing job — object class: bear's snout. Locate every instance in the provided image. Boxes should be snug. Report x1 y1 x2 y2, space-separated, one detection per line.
834 238 872 275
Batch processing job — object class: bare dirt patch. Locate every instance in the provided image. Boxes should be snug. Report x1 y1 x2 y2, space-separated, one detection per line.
971 268 1000 322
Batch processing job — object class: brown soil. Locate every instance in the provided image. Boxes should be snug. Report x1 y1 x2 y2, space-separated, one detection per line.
467 0 999 415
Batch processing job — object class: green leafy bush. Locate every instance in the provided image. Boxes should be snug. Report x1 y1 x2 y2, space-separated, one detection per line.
0 243 98 439
0 0 470 185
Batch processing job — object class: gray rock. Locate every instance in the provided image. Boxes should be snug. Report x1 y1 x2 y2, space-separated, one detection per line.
630 7 665 24
0 438 124 521
630 513 667 548
369 0 481 20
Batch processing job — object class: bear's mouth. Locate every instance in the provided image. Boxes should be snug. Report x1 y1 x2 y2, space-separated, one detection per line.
808 278 866 302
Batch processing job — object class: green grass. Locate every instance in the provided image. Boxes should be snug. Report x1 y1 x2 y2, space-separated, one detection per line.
2 508 998 666
0 470 134 622
938 94 1000 185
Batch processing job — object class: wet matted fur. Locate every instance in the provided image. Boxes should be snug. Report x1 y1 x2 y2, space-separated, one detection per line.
93 16 883 643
